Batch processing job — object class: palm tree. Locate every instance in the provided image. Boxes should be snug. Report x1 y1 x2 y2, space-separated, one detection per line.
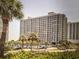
28 33 39 51
0 0 23 57
44 40 48 52
36 39 40 49
19 35 26 49
7 40 15 50
45 41 48 49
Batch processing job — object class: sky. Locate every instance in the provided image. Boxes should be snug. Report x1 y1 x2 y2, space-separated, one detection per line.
9 0 79 41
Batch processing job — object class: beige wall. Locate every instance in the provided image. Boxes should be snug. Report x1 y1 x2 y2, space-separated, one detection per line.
68 39 79 43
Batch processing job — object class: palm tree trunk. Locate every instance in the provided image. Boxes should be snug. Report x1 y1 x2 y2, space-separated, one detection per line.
22 41 23 49
30 41 33 51
0 17 9 58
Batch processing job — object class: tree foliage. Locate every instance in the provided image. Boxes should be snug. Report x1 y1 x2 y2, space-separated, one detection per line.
0 0 24 19
57 40 77 49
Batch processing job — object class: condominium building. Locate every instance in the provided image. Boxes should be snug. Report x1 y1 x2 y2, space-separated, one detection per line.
67 22 79 43
20 12 67 44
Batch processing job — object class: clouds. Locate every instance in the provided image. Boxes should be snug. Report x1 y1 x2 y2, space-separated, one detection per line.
9 0 79 40
21 0 79 21
52 0 79 21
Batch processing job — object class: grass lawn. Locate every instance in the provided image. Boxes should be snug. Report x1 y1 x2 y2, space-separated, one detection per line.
5 50 79 59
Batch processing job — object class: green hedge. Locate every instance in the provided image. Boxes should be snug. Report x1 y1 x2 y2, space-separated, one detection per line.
5 51 79 59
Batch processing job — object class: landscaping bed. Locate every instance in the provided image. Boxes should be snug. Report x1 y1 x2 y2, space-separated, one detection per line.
5 50 79 59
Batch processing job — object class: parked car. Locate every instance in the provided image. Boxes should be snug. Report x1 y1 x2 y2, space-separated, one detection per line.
14 47 21 50
39 45 46 49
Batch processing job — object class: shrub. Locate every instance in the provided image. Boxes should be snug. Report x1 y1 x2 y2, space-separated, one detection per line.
57 40 77 49
5 50 79 59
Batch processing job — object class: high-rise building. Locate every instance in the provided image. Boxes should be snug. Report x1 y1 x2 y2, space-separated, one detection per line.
67 22 79 43
20 12 67 44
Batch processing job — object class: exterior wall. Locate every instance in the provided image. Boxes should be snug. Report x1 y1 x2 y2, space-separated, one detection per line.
67 22 79 43
47 14 67 43
20 12 67 44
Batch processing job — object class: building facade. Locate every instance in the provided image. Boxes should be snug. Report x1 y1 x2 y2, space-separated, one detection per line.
67 22 79 43
20 12 67 44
